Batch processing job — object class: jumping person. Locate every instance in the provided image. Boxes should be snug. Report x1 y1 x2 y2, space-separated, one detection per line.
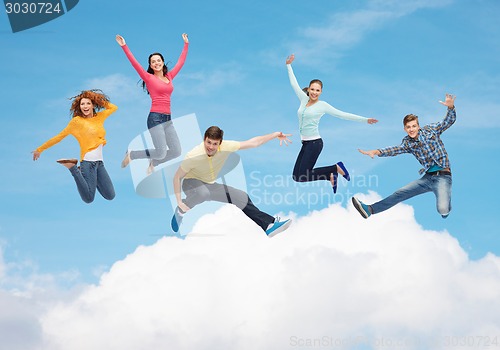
116 33 188 174
172 126 293 237
286 54 378 193
32 90 118 203
352 93 456 219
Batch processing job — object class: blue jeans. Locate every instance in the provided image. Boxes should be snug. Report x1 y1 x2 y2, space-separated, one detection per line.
130 112 181 166
69 161 115 203
292 138 337 182
371 173 452 217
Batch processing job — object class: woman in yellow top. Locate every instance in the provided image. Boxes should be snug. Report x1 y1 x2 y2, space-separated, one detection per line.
32 90 118 203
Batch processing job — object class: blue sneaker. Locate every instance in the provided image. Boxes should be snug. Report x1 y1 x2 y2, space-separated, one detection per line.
171 207 184 232
351 197 372 219
336 161 350 181
266 217 292 237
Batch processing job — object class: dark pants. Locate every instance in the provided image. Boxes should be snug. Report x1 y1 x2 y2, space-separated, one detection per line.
292 138 337 182
182 178 274 231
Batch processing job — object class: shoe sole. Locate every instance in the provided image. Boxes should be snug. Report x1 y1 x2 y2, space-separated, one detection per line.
56 158 78 165
267 219 292 238
352 197 370 219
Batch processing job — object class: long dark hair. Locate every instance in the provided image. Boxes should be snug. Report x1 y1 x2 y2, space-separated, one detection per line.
141 52 170 94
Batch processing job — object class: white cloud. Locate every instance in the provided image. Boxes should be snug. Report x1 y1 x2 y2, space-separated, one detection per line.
0 245 83 350
35 193 500 350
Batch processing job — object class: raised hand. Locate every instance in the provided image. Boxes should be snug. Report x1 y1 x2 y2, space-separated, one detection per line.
182 33 189 43
115 34 126 46
367 118 378 124
286 54 295 65
439 93 456 108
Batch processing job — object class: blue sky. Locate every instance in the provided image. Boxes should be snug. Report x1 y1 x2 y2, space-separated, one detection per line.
0 0 499 314
1 0 500 348
1 0 499 281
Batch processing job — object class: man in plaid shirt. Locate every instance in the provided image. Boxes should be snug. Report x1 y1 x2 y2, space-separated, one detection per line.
352 94 456 219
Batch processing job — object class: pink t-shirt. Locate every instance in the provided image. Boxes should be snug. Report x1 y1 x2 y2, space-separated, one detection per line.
121 42 188 114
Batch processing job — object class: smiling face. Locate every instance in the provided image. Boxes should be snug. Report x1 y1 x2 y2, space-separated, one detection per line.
308 81 323 102
149 54 165 73
404 120 420 139
204 138 221 157
79 98 94 118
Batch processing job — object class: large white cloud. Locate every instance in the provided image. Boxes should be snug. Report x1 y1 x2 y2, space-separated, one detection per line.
37 193 500 350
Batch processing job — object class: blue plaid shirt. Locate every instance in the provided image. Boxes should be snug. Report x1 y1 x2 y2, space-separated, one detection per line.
378 107 456 174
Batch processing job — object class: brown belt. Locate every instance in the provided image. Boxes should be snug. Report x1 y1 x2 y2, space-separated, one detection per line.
427 169 452 176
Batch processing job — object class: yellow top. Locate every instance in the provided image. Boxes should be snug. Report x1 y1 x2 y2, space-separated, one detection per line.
36 103 118 161
181 140 240 184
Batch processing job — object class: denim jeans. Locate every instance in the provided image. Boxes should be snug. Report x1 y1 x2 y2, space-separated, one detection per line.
130 112 181 166
182 178 275 231
69 161 115 203
292 138 337 182
371 173 452 216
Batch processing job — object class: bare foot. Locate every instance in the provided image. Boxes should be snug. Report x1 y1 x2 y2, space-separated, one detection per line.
336 164 345 177
330 172 336 187
146 161 154 175
121 151 131 168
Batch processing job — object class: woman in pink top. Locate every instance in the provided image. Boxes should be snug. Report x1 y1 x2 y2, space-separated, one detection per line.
116 33 189 174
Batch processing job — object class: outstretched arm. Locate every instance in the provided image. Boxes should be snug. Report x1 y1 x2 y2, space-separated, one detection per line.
239 132 292 150
173 166 191 212
32 126 71 161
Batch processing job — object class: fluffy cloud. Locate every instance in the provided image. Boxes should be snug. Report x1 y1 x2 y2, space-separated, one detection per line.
37 193 500 350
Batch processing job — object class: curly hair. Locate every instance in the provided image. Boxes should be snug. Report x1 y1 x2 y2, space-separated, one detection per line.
69 89 110 118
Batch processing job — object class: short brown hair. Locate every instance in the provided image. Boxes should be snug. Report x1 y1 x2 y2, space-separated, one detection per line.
403 114 419 126
204 126 224 141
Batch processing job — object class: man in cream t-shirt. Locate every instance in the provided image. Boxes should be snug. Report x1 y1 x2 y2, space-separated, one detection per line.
172 126 292 237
